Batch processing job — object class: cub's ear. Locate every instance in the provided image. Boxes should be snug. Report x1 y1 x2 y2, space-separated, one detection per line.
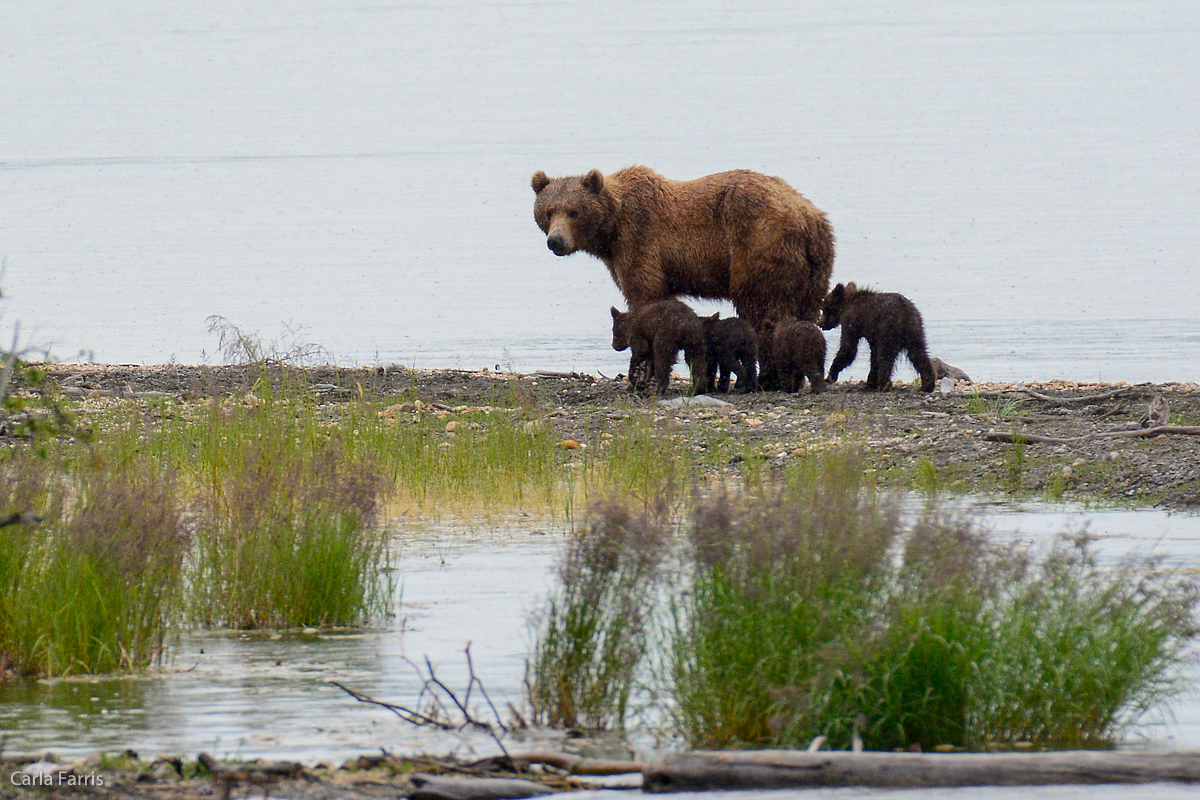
531 171 550 193
611 306 621 319
830 283 846 299
582 168 605 194
707 313 720 322
843 282 856 293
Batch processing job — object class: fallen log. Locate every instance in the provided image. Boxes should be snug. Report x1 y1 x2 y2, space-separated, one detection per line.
405 772 554 800
642 749 1200 792
985 425 1200 445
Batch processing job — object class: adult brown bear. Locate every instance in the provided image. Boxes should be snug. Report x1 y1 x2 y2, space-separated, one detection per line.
531 166 835 325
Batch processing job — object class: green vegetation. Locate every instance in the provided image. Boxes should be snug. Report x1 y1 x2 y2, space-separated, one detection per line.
0 365 713 676
966 391 1027 418
2 331 1197 758
528 451 1199 750
527 498 669 728
0 450 184 675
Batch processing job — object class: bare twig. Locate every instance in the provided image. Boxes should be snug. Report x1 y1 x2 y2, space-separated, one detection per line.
985 425 1200 445
465 643 509 732
1010 385 1145 404
421 653 511 757
340 648 513 758
330 680 456 730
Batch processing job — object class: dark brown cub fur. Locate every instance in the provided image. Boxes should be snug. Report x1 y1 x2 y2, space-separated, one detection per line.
760 318 826 394
611 300 709 395
701 314 758 393
820 282 937 392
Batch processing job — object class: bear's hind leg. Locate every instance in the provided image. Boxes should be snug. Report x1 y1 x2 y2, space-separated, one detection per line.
651 338 679 395
873 342 901 392
907 344 937 392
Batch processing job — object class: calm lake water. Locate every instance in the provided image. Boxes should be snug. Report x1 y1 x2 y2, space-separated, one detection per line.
1 1 1197 382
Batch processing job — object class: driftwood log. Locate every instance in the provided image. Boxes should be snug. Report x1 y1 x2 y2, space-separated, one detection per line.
642 750 1200 792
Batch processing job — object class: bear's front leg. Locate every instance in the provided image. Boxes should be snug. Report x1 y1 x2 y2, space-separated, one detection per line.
827 337 859 383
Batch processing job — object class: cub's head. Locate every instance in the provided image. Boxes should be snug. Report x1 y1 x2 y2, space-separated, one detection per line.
610 306 631 351
819 282 854 330
531 169 616 257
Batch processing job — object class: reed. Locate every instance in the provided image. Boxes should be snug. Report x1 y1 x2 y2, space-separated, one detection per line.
0 452 185 676
671 452 897 747
178 397 388 629
527 498 669 729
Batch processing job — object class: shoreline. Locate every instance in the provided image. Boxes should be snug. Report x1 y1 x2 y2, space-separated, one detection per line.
30 362 1200 510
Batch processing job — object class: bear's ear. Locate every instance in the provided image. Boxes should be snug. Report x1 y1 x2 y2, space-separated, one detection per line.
611 306 621 319
843 282 856 294
707 312 720 322
531 171 550 193
830 283 846 300
582 169 605 194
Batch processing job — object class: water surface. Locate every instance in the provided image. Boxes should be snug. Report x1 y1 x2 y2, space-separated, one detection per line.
0 1 1196 382
2 506 1199 763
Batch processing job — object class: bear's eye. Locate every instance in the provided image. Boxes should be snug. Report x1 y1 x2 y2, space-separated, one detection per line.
567 210 578 218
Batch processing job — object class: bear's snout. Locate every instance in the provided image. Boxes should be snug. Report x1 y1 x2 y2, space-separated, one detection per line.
546 233 570 256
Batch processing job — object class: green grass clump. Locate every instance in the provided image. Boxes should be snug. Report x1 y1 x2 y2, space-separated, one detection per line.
0 452 185 675
527 499 669 729
664 452 1198 751
670 452 897 747
179 397 388 629
374 410 566 515
973 537 1199 746
966 391 1027 418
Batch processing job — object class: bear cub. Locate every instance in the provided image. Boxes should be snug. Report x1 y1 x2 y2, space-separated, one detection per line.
760 318 826 394
701 314 758 393
820 282 936 392
611 300 709 395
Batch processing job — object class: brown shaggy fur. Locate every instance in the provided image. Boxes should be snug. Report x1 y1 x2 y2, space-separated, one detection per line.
820 283 937 392
532 166 835 325
611 300 709 395
760 318 826 394
701 314 758 393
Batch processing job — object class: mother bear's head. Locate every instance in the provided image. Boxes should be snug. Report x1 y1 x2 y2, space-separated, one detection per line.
531 169 617 258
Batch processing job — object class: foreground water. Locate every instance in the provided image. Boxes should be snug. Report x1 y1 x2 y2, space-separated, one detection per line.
1 1 1197 383
2 503 1199 765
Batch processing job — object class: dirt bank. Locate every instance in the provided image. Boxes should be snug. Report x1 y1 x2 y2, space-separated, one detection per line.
36 363 1200 509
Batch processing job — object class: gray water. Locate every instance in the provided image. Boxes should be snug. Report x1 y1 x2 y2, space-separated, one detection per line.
1 1 1197 382
3 505 1200 765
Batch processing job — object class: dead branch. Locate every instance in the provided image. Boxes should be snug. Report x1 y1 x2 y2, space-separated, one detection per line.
421 649 511 758
341 646 513 758
198 752 304 800
330 681 456 730
467 752 645 776
1009 385 1145 404
464 644 508 733
985 425 1200 445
